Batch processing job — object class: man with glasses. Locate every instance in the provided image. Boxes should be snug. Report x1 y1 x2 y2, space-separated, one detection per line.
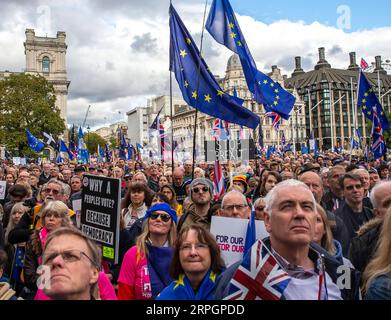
177 178 214 232
41 227 101 300
335 172 374 254
219 190 250 219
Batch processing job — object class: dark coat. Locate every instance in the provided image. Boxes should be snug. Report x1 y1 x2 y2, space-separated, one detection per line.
349 219 382 273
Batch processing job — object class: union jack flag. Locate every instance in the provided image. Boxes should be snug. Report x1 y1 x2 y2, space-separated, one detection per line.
225 239 291 300
213 159 224 201
360 58 369 71
213 119 229 141
371 109 387 159
265 112 281 131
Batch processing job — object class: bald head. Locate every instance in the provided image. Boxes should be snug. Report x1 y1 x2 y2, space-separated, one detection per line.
370 181 391 218
299 171 323 203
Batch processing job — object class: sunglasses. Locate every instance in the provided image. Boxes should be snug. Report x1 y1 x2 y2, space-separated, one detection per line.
192 186 209 193
149 212 171 222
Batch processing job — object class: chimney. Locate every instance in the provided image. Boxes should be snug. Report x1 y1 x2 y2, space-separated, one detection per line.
292 56 305 77
348 52 359 70
374 56 387 75
272 65 278 72
315 47 331 70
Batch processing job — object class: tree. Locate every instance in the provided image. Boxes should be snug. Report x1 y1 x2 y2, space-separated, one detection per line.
109 136 118 150
86 132 108 154
0 74 66 157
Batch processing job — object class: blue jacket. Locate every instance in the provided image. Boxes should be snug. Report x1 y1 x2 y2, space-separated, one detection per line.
365 275 391 300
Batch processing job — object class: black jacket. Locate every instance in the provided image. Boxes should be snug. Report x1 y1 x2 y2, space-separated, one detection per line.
323 208 350 255
335 203 374 256
349 219 382 273
321 191 344 213
213 238 361 300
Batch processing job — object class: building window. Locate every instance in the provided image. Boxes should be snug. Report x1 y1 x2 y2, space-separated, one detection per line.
266 130 270 140
42 56 50 73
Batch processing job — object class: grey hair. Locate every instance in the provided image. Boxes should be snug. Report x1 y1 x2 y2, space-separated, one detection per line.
221 190 248 209
264 179 315 217
353 168 369 176
43 179 67 194
370 181 391 209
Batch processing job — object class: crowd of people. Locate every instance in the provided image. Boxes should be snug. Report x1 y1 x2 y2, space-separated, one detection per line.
0 151 391 300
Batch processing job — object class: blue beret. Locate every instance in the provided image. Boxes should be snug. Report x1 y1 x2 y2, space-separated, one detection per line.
145 203 177 224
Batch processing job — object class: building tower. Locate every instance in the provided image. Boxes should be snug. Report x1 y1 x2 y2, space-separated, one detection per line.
24 29 70 126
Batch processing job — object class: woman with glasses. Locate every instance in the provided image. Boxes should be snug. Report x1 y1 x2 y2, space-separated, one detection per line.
23 201 73 296
118 203 177 300
157 225 225 300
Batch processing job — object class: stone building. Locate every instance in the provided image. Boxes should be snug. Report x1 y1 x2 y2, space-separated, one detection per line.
285 48 391 150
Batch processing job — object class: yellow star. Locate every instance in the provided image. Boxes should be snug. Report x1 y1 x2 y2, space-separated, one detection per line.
276 95 280 100
237 41 242 47
274 89 279 93
192 91 198 99
217 90 224 97
186 38 191 45
209 271 217 283
231 32 236 39
381 112 384 116
364 92 369 97
270 83 275 87
174 274 185 289
274 101 278 105
229 22 235 29
180 49 187 58
362 99 366 103
263 80 268 85
184 80 189 88
367 111 371 115
362 106 367 110
204 94 212 103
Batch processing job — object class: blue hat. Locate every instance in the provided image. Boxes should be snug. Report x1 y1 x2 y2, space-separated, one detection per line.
145 203 177 224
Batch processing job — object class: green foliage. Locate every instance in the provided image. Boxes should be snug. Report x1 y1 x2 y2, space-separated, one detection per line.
86 132 108 154
0 74 66 157
109 136 118 149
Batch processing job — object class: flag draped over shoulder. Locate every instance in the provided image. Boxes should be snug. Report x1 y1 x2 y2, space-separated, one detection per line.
169 4 259 129
156 270 218 300
357 70 390 130
224 239 291 300
206 0 295 120
25 129 45 152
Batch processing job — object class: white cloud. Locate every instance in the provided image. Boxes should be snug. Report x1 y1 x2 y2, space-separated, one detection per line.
0 1 390 131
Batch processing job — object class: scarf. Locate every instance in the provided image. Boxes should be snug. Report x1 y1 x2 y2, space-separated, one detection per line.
146 243 173 298
156 269 218 300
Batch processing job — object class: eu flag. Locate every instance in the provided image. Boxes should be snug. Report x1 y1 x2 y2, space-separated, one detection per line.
78 127 89 164
59 139 74 160
169 5 259 129
25 129 45 152
206 0 295 120
358 70 390 130
119 128 127 160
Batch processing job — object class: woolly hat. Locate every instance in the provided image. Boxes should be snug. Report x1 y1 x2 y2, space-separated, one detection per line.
145 203 177 224
189 178 214 198
232 175 249 194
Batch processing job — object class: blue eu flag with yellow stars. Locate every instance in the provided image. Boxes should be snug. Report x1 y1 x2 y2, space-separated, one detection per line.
169 5 259 129
25 129 45 152
206 0 295 120
358 70 389 130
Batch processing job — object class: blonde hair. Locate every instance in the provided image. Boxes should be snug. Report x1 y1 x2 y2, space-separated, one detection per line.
363 206 391 293
135 218 177 262
4 202 29 245
40 200 72 227
316 204 336 255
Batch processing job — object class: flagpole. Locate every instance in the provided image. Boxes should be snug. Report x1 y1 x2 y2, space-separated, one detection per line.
170 0 175 173
350 77 355 162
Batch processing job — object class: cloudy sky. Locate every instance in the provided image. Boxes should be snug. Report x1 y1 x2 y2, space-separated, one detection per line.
1 0 390 130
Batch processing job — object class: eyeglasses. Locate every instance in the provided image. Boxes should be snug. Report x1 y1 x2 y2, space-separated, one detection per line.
42 249 97 268
44 188 60 195
192 186 209 193
222 204 248 211
179 243 209 252
149 212 171 222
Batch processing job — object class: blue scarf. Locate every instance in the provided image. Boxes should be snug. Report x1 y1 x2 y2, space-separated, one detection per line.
146 243 174 298
156 269 218 300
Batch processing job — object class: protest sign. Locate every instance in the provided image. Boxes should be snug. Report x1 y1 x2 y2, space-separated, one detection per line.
205 139 255 162
210 216 269 267
80 174 121 264
0 181 6 200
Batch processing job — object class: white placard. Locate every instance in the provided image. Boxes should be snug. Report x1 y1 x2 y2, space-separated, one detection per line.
20 158 27 165
0 181 6 200
72 199 82 229
12 157 21 165
210 216 269 267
